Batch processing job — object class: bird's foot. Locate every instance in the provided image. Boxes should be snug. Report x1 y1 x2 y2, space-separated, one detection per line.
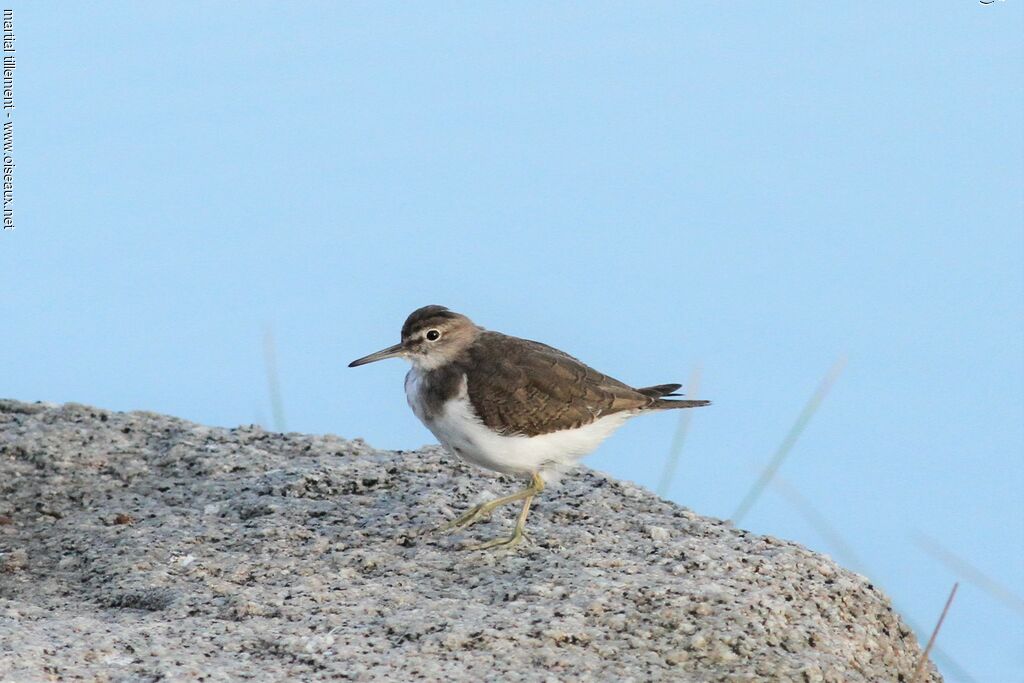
467 527 526 551
436 503 491 533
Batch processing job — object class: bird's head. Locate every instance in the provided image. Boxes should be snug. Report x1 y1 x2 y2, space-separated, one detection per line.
348 305 480 370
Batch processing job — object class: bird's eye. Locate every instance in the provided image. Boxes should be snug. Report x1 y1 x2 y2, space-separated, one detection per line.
425 329 441 342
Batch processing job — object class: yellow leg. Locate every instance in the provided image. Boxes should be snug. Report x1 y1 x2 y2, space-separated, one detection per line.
450 473 544 552
438 472 545 534
470 492 536 550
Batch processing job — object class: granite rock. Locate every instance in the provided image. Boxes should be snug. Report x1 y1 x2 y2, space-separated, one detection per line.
0 400 939 682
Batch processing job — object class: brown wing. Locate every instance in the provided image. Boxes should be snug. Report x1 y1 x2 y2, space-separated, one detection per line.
463 332 657 436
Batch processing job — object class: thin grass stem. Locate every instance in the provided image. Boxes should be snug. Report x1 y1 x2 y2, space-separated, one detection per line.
656 365 702 498
912 532 1024 617
730 355 846 525
767 479 975 681
769 474 865 572
263 325 288 432
912 583 959 683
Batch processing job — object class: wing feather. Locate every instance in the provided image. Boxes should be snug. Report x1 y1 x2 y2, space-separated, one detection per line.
463 332 654 436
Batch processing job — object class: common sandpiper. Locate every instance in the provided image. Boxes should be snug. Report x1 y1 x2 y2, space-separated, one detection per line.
349 305 710 550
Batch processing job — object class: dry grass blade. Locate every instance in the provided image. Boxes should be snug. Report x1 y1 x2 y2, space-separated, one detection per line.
656 365 702 498
912 582 959 683
766 483 975 681
263 325 288 432
907 621 976 683
769 474 865 572
913 531 1024 617
731 355 846 524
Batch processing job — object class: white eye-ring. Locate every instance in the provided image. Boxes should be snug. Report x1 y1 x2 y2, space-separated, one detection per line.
425 329 441 342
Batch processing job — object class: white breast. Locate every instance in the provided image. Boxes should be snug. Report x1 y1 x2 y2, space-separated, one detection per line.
405 368 635 479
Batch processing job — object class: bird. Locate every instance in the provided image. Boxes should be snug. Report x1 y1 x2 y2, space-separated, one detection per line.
348 305 710 550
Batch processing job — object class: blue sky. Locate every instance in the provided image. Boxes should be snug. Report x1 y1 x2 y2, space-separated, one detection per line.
2 3 1022 680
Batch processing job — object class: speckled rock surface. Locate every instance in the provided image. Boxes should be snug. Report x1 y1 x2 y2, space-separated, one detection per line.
0 400 939 682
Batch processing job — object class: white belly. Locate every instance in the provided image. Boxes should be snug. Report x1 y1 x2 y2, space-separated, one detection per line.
405 369 634 477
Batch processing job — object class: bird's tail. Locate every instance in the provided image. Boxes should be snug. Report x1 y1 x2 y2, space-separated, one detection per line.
635 383 710 410
636 383 683 398
653 398 711 410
